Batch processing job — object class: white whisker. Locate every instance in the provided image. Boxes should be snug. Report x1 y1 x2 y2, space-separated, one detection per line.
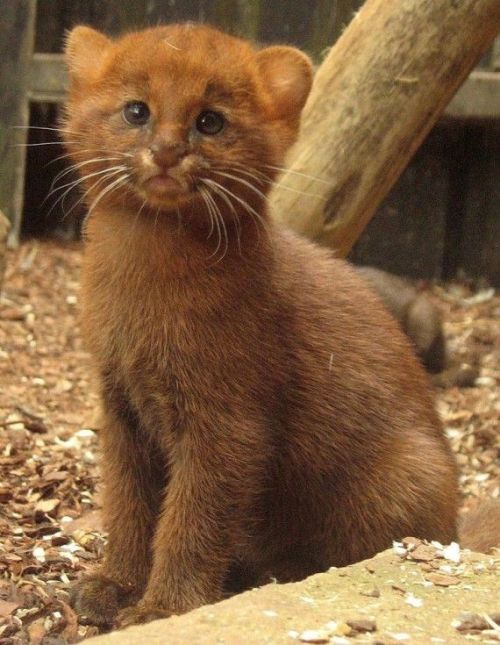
50 167 127 217
264 164 333 187
221 166 267 186
212 170 268 202
126 199 148 247
13 141 79 147
226 161 270 182
199 185 221 258
214 165 325 200
86 174 130 217
204 187 228 262
48 148 133 167
50 157 128 192
11 125 77 136
260 178 327 200
205 188 216 240
202 179 242 257
60 168 126 221
45 165 127 208
154 207 161 235
202 178 268 235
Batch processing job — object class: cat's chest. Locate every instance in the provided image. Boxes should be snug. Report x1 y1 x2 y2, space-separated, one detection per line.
82 228 274 435
83 249 251 390
87 270 223 437
88 270 210 371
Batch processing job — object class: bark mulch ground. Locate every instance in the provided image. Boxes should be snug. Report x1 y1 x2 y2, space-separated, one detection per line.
0 241 498 643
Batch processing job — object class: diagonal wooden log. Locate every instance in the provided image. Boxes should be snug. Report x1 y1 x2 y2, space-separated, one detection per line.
269 0 500 257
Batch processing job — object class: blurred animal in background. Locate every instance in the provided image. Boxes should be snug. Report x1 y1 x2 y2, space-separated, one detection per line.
356 266 447 374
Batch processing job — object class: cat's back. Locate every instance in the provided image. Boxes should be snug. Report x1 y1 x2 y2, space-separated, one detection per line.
269 226 444 439
272 227 425 371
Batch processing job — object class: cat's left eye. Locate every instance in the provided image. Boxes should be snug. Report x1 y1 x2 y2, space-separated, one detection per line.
123 101 151 127
196 111 225 135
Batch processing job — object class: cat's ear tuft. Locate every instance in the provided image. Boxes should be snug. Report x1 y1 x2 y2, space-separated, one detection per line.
65 26 110 80
256 46 313 120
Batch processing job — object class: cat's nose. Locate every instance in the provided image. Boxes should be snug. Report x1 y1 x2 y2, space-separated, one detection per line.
149 139 187 169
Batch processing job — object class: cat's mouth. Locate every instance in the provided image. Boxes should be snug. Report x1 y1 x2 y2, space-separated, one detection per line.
139 168 197 204
145 173 182 195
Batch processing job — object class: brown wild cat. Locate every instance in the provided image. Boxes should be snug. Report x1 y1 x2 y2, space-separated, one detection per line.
63 24 459 627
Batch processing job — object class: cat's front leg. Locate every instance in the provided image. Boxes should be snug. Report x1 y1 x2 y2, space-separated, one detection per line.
117 414 268 626
71 403 165 627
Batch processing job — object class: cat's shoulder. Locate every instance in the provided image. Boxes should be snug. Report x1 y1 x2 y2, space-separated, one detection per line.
272 225 370 291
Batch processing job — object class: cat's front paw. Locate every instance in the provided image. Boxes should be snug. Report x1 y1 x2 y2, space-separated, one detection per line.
117 602 171 628
70 574 135 628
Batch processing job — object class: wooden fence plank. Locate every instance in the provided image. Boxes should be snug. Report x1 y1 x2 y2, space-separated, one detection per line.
29 54 68 102
444 123 500 284
0 0 36 240
350 127 450 279
446 71 500 120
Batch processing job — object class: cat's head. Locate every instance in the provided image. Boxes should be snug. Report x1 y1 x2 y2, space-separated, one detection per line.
62 24 313 223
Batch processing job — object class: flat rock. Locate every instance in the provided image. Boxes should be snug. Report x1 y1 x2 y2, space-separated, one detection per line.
88 547 499 644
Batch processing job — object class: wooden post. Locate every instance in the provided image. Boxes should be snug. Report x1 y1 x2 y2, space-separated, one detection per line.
269 0 500 257
0 0 36 244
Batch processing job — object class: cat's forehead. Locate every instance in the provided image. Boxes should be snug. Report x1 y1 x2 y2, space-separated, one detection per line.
93 25 259 111
109 25 255 86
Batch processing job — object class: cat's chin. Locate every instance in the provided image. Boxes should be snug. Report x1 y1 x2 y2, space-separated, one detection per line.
139 189 198 212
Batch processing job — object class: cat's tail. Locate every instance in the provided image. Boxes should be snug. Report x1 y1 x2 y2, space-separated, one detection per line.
458 498 500 553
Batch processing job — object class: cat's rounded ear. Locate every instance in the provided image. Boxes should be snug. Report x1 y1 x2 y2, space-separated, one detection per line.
65 26 111 80
256 46 313 120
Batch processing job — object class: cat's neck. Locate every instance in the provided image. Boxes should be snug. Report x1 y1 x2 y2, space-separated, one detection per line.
84 200 273 281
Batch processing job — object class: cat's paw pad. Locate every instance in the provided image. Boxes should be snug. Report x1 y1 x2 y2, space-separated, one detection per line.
117 602 171 627
70 574 134 628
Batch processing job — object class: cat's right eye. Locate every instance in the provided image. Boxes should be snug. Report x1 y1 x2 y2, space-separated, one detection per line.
123 101 151 127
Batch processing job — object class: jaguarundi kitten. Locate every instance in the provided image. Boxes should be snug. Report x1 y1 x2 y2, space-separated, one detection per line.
62 24 459 627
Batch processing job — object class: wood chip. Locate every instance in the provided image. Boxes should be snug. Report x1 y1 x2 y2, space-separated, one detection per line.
402 537 423 550
453 612 499 633
408 544 438 562
299 629 330 643
346 618 377 633
0 600 20 618
35 499 60 516
424 572 460 586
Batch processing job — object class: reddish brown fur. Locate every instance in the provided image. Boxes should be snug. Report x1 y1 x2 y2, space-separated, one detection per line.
459 499 500 553
62 24 459 627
